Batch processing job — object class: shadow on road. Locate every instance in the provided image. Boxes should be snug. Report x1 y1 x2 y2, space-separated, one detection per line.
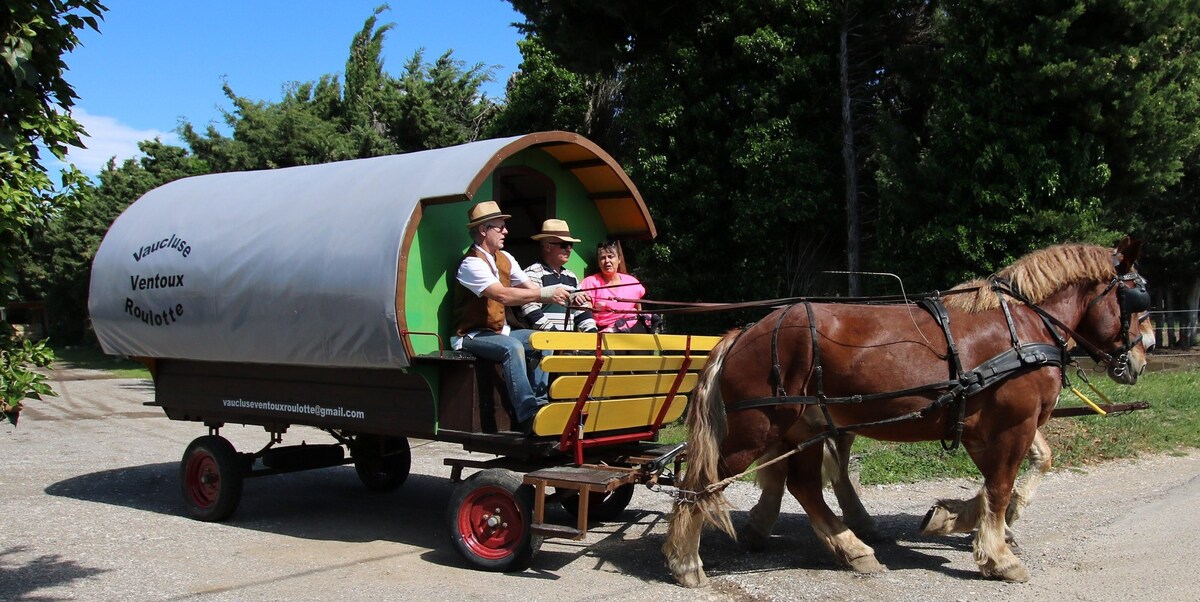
0 545 110 601
44 462 981 584
599 508 982 584
45 463 455 549
43 462 664 575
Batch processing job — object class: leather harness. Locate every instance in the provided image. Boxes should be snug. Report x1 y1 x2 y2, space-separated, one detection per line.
724 279 1069 451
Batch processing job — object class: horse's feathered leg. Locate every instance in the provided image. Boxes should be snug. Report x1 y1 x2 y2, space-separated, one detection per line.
919 491 984 537
1007 429 1051 526
1004 428 1052 550
739 444 789 551
663 330 739 588
785 442 884 573
962 432 1033 582
827 433 881 541
920 429 1052 546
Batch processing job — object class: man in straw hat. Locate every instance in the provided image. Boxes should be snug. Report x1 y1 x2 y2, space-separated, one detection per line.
519 218 597 333
452 201 573 434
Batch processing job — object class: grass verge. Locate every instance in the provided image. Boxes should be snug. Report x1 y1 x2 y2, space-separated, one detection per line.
50 344 152 379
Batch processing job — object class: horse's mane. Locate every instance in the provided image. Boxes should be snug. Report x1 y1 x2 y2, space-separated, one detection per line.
944 244 1115 314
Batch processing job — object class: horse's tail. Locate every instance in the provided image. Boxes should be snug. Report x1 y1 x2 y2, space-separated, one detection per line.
679 327 741 537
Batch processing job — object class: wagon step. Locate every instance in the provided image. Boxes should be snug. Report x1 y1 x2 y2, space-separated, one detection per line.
525 465 639 542
530 523 584 540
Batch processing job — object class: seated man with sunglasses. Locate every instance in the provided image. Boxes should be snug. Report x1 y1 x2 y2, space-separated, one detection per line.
518 219 597 333
454 203 574 434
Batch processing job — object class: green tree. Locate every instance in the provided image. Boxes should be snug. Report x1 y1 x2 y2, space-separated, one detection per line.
181 77 354 172
1 0 105 424
875 0 1200 288
512 1 847 332
512 0 1200 315
489 35 621 150
182 6 500 170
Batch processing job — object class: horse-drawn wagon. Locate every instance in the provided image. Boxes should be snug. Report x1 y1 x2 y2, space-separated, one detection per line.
89 131 717 570
90 129 1156 584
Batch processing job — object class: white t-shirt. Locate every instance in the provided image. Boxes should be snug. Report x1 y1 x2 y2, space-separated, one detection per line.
451 246 529 349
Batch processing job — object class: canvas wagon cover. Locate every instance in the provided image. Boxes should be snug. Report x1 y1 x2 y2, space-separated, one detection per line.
91 133 631 369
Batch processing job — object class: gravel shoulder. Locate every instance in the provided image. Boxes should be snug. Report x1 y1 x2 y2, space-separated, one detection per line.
2 370 1198 601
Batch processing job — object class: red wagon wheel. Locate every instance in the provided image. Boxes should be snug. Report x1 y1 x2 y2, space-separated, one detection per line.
180 435 244 522
447 469 542 571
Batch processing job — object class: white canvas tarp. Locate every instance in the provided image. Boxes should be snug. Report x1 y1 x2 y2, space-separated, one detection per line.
89 135 527 369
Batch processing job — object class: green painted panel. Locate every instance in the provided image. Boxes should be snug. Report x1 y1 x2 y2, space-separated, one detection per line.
403 148 608 359
500 149 608 272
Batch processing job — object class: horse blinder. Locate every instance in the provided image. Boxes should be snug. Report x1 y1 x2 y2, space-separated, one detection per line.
1116 275 1151 315
1109 273 1151 371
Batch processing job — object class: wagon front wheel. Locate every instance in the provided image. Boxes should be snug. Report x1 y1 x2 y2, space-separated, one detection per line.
180 435 245 522
447 468 542 572
560 483 636 521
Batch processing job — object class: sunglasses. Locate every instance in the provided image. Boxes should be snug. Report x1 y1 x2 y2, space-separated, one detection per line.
547 241 573 249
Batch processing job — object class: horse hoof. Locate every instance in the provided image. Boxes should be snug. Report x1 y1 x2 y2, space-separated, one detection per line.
674 570 710 588
848 553 886 574
983 560 1029 583
919 504 957 536
997 563 1029 583
738 525 770 552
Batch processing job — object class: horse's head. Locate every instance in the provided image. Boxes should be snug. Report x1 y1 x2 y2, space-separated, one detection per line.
1075 237 1152 384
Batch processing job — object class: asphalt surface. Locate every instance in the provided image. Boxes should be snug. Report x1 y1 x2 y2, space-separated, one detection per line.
2 369 1198 601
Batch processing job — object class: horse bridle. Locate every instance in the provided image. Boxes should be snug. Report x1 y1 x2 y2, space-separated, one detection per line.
1083 257 1151 373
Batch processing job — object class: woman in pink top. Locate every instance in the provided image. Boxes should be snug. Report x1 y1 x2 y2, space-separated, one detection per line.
582 240 659 333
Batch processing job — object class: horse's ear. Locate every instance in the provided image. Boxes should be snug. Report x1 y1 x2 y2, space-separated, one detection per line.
1115 236 1143 269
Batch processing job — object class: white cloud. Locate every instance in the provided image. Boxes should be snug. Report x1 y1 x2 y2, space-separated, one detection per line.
63 108 182 175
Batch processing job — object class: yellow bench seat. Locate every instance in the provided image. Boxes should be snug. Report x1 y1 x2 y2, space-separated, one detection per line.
527 332 720 437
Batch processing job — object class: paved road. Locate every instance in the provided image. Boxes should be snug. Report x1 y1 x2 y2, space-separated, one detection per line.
2 370 1198 601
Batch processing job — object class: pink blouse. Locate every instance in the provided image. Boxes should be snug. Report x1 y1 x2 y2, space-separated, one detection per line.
581 273 646 331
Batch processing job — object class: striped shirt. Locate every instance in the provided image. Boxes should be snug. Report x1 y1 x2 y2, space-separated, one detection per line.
518 262 598 332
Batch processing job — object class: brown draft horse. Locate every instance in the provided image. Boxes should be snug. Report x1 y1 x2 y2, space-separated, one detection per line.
663 239 1151 587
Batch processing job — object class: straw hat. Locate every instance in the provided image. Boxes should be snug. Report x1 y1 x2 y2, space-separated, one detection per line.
465 200 512 229
530 218 581 243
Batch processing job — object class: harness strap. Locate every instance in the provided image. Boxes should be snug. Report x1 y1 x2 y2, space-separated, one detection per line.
962 342 1063 395
726 342 1066 413
993 280 1021 349
992 279 1081 386
917 297 969 450
724 380 956 412
770 305 799 397
803 302 840 439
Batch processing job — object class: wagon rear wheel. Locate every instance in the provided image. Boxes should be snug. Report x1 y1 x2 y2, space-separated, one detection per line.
351 434 411 492
559 483 636 521
447 469 542 572
180 435 245 522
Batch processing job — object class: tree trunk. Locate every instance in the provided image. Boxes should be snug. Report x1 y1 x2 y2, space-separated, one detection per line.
839 3 862 296
1187 275 1200 348
1167 288 1179 348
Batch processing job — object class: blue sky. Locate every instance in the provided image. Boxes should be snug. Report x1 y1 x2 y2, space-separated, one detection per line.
60 1 524 175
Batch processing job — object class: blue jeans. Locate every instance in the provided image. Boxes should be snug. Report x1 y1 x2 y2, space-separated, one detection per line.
461 329 547 423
